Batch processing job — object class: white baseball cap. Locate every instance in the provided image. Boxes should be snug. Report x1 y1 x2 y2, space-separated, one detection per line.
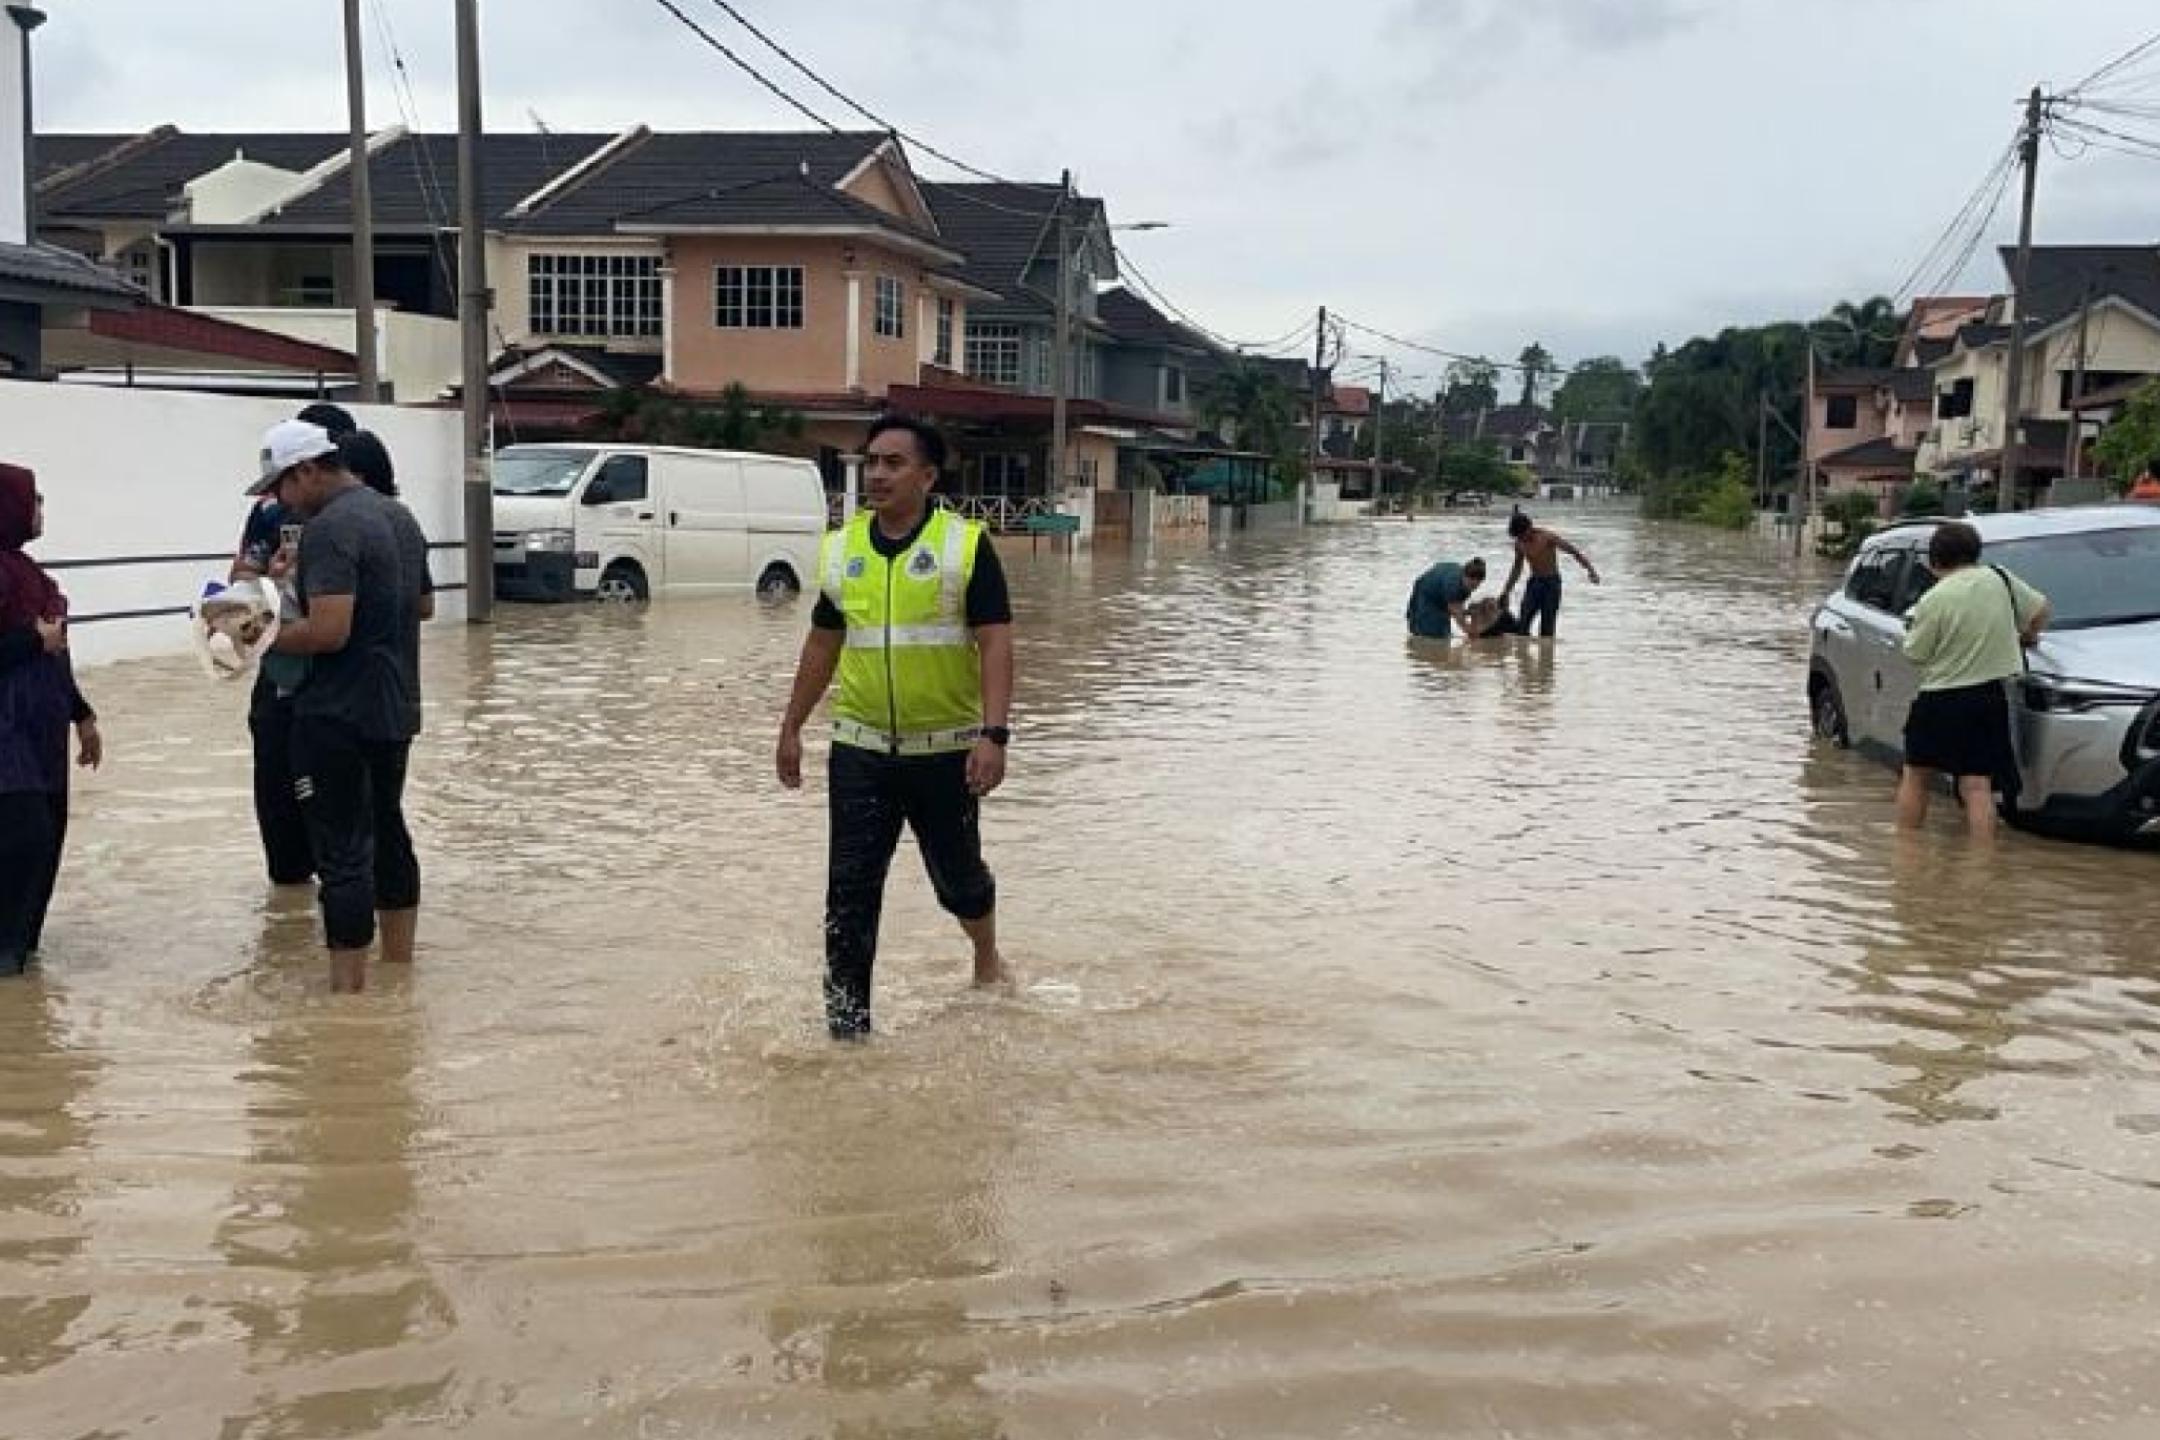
245 419 342 496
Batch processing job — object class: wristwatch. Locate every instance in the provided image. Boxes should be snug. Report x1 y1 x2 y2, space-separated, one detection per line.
981 725 1012 747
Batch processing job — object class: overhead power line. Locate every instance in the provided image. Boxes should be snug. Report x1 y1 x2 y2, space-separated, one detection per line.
701 0 1015 184
644 0 840 131
2069 27 2160 96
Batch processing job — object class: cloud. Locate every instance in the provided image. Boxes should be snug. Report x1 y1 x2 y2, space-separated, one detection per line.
1390 0 1704 98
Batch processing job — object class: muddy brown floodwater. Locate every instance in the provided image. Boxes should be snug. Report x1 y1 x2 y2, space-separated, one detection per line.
4 510 2159 1439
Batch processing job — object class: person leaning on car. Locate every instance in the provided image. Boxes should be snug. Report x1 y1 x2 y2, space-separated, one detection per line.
1896 521 2050 841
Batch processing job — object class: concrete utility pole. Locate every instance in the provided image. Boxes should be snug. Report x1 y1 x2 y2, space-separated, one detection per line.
1756 391 1769 512
1050 168 1073 498
1795 343 1816 558
6 5 45 247
2000 85 2044 511
2064 280 2094 480
1372 357 1388 512
455 0 493 621
1307 305 1326 523
342 0 380 402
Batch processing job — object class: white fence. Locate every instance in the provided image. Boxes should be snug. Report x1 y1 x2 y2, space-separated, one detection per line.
1 382 467 666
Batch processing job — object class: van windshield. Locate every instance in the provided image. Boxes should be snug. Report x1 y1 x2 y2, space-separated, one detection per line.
1991 527 2160 630
493 450 591 497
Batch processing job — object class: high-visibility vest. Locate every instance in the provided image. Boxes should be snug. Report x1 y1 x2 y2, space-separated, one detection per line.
819 508 984 754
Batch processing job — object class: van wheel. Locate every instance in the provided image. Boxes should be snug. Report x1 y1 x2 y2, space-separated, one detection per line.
757 564 800 602
596 563 649 604
1810 676 1849 747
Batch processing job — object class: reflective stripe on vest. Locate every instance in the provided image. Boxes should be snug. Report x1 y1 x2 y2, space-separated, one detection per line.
825 507 983 753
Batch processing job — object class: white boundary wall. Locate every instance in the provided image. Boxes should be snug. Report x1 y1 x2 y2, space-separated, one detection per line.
0 383 467 666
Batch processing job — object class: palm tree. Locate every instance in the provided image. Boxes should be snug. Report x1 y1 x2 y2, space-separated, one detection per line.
1517 342 1554 409
1200 361 1305 495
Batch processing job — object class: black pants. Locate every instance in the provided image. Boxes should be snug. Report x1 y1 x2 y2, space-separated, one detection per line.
249 678 315 885
0 790 66 977
291 718 419 952
1521 575 1563 636
824 743 997 1037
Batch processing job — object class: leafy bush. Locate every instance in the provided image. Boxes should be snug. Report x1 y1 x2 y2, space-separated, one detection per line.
1640 451 1754 528
1900 479 1945 517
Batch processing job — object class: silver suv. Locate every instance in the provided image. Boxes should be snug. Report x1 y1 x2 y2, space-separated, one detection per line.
1808 504 2160 841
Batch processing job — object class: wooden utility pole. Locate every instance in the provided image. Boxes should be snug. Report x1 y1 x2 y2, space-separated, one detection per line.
2064 281 2094 480
342 0 380 402
1306 305 1326 523
455 0 493 621
1999 85 2044 510
1050 169 1072 498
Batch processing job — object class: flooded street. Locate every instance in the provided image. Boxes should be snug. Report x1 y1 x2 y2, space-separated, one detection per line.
7 510 2160 1439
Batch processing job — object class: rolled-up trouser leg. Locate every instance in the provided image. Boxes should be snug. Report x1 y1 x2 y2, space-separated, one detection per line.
901 752 997 923
367 739 419 912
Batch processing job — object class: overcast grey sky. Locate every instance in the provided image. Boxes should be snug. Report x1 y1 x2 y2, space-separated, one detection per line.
38 0 2160 389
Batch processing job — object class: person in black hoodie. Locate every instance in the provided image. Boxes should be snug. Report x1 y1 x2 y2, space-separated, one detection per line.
0 463 101 977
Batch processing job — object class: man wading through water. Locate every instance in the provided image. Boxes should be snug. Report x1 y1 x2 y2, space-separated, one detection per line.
255 421 427 994
776 415 1014 1039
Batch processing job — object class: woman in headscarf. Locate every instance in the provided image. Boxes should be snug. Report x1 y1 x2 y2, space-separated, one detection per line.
0 463 101 977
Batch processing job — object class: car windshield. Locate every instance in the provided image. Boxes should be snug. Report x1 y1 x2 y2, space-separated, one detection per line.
493 450 592 496
1989 527 2160 630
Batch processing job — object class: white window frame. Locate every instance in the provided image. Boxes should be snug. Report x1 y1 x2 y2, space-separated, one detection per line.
964 322 1022 387
713 264 806 330
875 275 905 340
934 296 955 367
529 252 663 339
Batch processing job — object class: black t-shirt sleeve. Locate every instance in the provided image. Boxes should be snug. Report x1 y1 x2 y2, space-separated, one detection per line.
812 593 846 630
966 535 1012 627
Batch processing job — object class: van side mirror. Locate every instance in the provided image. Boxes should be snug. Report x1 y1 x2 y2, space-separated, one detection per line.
582 477 614 506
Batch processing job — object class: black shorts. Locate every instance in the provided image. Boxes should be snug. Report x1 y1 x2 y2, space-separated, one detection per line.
1904 680 2016 782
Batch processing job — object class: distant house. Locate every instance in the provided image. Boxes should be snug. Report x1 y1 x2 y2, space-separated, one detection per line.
1914 247 2160 498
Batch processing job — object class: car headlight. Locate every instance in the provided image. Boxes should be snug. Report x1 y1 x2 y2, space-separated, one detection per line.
2021 675 2155 714
524 528 576 554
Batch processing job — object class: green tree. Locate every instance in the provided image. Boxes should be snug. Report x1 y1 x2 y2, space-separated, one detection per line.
2094 378 2160 495
1442 358 1499 417
1200 360 1306 493
591 383 805 450
1517 342 1555 409
1436 439 1512 496
1552 356 1642 426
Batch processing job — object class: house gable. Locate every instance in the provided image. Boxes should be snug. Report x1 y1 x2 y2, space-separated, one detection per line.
837 140 940 235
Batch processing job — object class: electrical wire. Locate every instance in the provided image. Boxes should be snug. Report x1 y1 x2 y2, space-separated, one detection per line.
2068 28 2160 96
643 0 840 132
701 0 1017 184
1888 136 2020 306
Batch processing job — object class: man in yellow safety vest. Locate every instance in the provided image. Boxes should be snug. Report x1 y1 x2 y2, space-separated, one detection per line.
776 415 1015 1038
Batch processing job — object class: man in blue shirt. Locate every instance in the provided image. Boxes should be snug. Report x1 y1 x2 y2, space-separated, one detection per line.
1406 556 1486 639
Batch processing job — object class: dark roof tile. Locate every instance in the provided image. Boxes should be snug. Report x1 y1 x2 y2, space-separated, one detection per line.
38 131 346 219
0 241 143 304
511 130 893 234
1997 244 2160 330
269 133 612 229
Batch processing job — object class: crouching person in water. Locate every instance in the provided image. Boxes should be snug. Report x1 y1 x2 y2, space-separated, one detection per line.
775 415 1015 1039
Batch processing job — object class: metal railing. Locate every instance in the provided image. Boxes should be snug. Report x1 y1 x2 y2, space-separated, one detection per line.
826 493 1060 532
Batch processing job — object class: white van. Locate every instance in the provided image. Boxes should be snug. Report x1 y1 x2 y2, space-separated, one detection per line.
491 444 826 603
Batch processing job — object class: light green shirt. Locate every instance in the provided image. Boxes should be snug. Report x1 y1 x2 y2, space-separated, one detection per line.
1902 564 2046 692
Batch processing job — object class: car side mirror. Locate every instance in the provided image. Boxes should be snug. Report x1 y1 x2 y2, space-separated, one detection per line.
582 478 615 506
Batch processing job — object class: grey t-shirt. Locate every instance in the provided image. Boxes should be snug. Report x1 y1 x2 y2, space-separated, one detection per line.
293 485 420 742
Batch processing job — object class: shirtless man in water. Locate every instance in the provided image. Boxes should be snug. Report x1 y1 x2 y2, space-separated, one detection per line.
1499 509 1600 637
